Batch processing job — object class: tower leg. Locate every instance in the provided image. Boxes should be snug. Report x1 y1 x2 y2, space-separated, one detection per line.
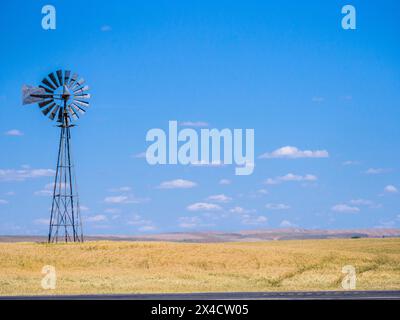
48 114 83 243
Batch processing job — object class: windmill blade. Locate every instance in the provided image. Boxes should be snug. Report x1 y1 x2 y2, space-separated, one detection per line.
68 105 80 120
68 73 78 87
22 85 47 105
31 94 54 99
71 102 86 114
48 72 59 88
39 85 54 94
42 103 56 116
73 100 89 108
49 105 60 120
64 70 71 84
38 99 54 108
74 93 91 100
41 78 56 91
56 70 64 86
71 78 85 90
73 85 89 94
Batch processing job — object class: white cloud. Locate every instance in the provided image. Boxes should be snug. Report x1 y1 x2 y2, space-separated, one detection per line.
260 146 329 159
365 168 390 175
138 225 156 232
179 121 209 127
241 215 267 225
80 205 90 212
257 189 269 195
265 203 290 210
280 220 297 227
35 183 74 196
219 179 231 185
100 25 112 32
157 179 197 189
5 129 24 136
109 186 132 192
104 195 148 204
229 206 255 214
331 204 360 213
349 199 373 206
0 199 8 204
206 194 232 203
0 168 55 181
187 202 222 211
384 185 398 194
265 173 317 185
85 215 107 222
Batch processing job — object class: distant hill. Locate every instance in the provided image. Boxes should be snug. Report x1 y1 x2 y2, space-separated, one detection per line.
1 228 399 243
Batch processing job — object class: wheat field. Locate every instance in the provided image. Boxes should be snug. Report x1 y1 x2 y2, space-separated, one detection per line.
0 238 399 296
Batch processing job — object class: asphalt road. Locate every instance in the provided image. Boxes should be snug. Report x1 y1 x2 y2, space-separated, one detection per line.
2 290 400 300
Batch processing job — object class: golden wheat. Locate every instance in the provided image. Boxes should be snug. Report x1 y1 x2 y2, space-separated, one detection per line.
0 238 399 295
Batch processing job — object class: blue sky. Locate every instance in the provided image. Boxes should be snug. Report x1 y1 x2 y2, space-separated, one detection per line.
0 0 400 235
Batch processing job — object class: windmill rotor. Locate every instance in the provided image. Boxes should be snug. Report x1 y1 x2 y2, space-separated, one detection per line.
23 69 91 124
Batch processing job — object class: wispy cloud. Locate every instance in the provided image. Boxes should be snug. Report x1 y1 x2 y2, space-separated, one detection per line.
157 179 197 189
187 202 222 211
280 220 297 227
4 129 24 136
104 195 149 204
348 199 381 208
265 203 290 210
80 205 90 212
85 215 108 223
331 204 360 213
34 183 69 196
265 173 317 185
206 194 232 203
127 214 156 232
241 215 267 225
260 146 329 159
219 179 231 185
178 216 202 228
365 168 391 175
109 186 132 192
229 206 255 214
342 160 360 166
0 199 8 205
0 168 55 181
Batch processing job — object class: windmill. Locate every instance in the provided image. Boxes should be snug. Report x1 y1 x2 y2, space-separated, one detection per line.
22 70 91 243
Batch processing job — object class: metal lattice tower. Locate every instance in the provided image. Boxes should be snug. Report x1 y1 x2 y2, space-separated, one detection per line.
22 70 91 243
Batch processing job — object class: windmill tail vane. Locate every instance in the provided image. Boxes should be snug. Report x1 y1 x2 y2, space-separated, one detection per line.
22 69 91 243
